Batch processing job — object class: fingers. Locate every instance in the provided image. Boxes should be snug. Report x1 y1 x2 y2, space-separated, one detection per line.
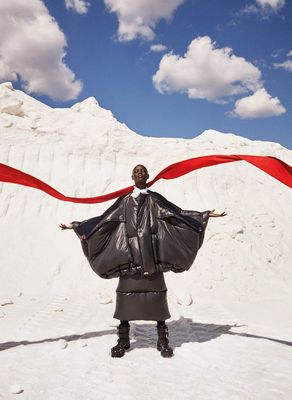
209 210 227 217
59 223 73 229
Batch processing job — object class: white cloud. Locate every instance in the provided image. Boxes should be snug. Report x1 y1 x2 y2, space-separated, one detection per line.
274 59 292 71
150 44 167 52
240 5 261 15
65 0 89 14
231 88 286 119
274 49 292 71
0 57 17 81
0 0 82 101
153 36 261 102
240 0 285 17
104 0 184 41
256 0 285 11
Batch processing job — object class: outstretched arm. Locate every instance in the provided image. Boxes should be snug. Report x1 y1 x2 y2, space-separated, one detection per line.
59 223 73 230
152 192 226 217
209 209 227 217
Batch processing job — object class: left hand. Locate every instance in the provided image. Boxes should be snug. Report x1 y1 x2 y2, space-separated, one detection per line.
209 209 227 217
59 223 73 229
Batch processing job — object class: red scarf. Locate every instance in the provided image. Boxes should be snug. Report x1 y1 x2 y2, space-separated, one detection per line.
0 154 291 203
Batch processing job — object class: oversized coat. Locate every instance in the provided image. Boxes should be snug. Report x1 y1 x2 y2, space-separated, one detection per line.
72 190 210 321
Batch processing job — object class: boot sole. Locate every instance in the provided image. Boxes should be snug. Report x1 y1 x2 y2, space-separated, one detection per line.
157 344 174 357
111 344 130 358
160 351 174 358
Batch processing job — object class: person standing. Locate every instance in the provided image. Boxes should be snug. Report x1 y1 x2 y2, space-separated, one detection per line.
60 164 226 358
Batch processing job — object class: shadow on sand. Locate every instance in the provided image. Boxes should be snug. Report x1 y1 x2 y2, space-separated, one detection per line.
1 316 291 352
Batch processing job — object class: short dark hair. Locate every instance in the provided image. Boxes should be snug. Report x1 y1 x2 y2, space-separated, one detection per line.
132 164 148 174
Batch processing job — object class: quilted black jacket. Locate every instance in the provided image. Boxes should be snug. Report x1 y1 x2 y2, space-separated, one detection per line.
72 191 210 279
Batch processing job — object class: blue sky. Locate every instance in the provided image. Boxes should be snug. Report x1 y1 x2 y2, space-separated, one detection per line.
1 0 291 148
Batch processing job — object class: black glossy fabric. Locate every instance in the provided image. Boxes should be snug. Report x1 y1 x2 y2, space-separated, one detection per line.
125 195 156 274
113 291 170 321
114 194 170 320
72 191 210 280
116 271 167 292
72 191 210 321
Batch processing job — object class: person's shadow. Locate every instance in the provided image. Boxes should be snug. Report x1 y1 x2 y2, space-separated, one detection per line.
0 316 291 352
129 317 292 350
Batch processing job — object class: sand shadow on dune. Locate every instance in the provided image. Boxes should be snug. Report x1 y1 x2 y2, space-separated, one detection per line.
129 317 292 350
0 317 291 352
0 328 116 352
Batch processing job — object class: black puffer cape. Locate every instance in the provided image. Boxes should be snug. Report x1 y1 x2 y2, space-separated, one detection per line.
72 190 210 279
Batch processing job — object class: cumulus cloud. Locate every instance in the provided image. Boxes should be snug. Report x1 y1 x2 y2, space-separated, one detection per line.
274 49 292 71
0 57 17 81
231 88 286 119
153 36 285 119
150 44 167 52
241 0 285 17
274 59 292 71
104 0 184 41
256 0 285 10
0 0 82 101
65 0 89 14
153 36 261 102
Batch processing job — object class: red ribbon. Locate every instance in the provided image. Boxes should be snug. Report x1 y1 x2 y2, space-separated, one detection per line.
0 154 291 203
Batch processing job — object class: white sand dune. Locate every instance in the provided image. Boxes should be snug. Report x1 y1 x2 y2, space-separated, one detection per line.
0 82 292 399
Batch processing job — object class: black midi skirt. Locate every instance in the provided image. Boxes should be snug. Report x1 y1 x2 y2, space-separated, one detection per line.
113 272 171 321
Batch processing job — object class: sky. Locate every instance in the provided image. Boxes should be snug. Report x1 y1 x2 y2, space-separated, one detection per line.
0 0 291 149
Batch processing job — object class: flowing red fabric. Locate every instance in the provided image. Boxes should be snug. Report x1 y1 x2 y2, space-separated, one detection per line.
0 154 291 203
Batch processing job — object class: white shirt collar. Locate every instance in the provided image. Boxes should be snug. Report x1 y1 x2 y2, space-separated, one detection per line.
130 186 149 198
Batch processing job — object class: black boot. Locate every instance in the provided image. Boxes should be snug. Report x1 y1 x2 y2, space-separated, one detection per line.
111 321 130 358
156 321 174 358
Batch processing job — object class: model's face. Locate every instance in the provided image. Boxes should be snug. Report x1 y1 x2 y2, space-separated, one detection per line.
132 165 149 187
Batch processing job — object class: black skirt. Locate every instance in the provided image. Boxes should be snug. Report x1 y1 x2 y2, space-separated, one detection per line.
113 272 171 321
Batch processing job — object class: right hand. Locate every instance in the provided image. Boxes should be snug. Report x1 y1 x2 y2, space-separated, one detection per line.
209 209 227 217
59 223 73 230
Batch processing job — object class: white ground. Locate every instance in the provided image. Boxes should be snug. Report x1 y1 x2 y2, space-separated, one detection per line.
0 82 292 399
